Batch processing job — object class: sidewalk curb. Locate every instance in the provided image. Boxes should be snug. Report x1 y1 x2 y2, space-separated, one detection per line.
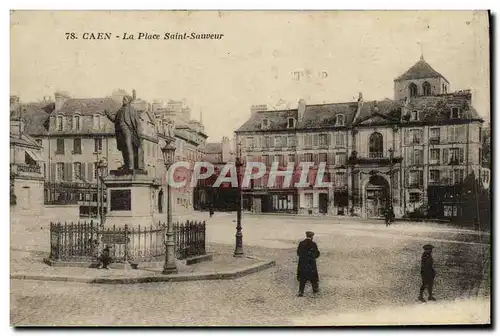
10 259 276 284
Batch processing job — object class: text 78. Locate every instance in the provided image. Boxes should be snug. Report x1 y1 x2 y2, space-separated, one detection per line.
65 33 78 40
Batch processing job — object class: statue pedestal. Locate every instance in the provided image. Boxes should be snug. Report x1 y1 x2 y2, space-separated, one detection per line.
103 171 159 229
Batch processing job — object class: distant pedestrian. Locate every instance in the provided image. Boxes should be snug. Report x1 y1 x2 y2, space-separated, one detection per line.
296 231 320 297
98 245 113 270
209 204 215 218
385 207 394 227
419 244 437 302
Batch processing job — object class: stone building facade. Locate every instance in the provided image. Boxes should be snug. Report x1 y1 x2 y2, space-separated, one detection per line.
17 90 207 219
235 56 485 219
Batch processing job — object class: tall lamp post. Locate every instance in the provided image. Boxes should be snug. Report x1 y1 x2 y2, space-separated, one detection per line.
234 141 244 257
97 159 107 226
161 142 178 274
388 148 394 217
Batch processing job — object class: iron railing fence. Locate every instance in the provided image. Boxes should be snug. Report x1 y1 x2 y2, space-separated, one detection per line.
49 220 206 263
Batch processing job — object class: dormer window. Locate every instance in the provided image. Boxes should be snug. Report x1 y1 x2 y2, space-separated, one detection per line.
410 110 420 121
93 114 101 130
335 114 345 126
451 107 461 119
56 115 64 131
261 118 269 129
73 114 80 130
287 117 295 128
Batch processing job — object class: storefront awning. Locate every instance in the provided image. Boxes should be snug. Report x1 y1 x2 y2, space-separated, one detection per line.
26 149 43 162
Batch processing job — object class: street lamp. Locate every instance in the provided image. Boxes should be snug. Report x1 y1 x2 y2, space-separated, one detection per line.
388 148 394 217
161 142 178 274
234 141 244 257
97 159 108 225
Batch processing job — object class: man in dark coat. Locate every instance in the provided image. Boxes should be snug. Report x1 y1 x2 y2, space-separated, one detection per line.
104 95 141 171
419 244 436 302
296 231 320 297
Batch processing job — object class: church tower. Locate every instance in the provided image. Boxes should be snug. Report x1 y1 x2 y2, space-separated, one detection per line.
393 55 450 101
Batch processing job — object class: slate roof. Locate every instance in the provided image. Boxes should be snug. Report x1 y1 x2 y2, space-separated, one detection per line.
354 100 401 125
57 98 121 116
205 142 223 154
300 103 358 129
15 102 54 136
402 93 482 124
236 109 298 132
395 57 449 83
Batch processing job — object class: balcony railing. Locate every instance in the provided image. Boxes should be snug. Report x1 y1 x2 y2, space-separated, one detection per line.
369 152 384 159
430 138 440 145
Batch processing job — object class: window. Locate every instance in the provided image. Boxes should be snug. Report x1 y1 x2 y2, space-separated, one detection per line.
94 163 99 180
304 134 312 148
430 149 440 164
430 128 440 143
261 118 269 129
56 162 65 180
287 154 296 165
409 170 423 187
312 134 319 147
56 139 65 154
430 170 440 183
73 138 82 154
304 153 313 162
335 153 347 166
447 125 466 143
94 138 103 153
449 148 464 164
319 134 328 147
318 153 327 163
336 114 345 126
334 173 347 187
262 155 271 167
369 132 383 158
73 162 82 180
409 192 421 203
409 83 418 97
411 149 423 165
287 136 296 147
410 110 420 121
247 137 254 149
304 193 313 208
275 155 285 167
422 81 432 96
410 129 423 144
453 169 464 184
287 118 295 128
73 115 80 130
56 116 64 131
93 114 101 129
275 136 285 148
335 132 346 147
451 107 461 119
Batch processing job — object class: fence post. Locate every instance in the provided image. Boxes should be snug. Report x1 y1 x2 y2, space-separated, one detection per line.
124 224 129 265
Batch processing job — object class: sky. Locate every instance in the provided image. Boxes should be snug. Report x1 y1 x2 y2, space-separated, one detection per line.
10 10 490 142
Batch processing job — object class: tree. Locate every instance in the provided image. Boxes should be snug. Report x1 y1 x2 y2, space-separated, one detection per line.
481 126 491 169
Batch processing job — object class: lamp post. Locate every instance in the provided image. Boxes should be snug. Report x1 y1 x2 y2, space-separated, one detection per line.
97 159 107 226
161 142 178 274
388 148 394 217
234 141 244 257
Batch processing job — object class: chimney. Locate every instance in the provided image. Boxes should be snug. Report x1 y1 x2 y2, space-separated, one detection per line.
250 104 267 116
54 91 71 111
297 99 306 120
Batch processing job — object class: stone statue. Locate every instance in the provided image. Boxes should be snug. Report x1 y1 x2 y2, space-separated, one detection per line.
104 95 142 172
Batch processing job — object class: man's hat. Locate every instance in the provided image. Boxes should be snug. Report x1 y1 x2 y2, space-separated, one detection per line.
123 95 133 103
306 231 315 238
423 244 434 250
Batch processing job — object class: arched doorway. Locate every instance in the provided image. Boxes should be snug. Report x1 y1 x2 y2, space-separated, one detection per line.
158 189 164 213
365 175 389 218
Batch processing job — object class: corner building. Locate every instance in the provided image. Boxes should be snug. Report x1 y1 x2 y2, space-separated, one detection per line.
235 56 485 219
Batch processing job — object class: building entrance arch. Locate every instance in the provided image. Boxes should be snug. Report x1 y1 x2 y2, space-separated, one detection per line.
364 175 390 219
